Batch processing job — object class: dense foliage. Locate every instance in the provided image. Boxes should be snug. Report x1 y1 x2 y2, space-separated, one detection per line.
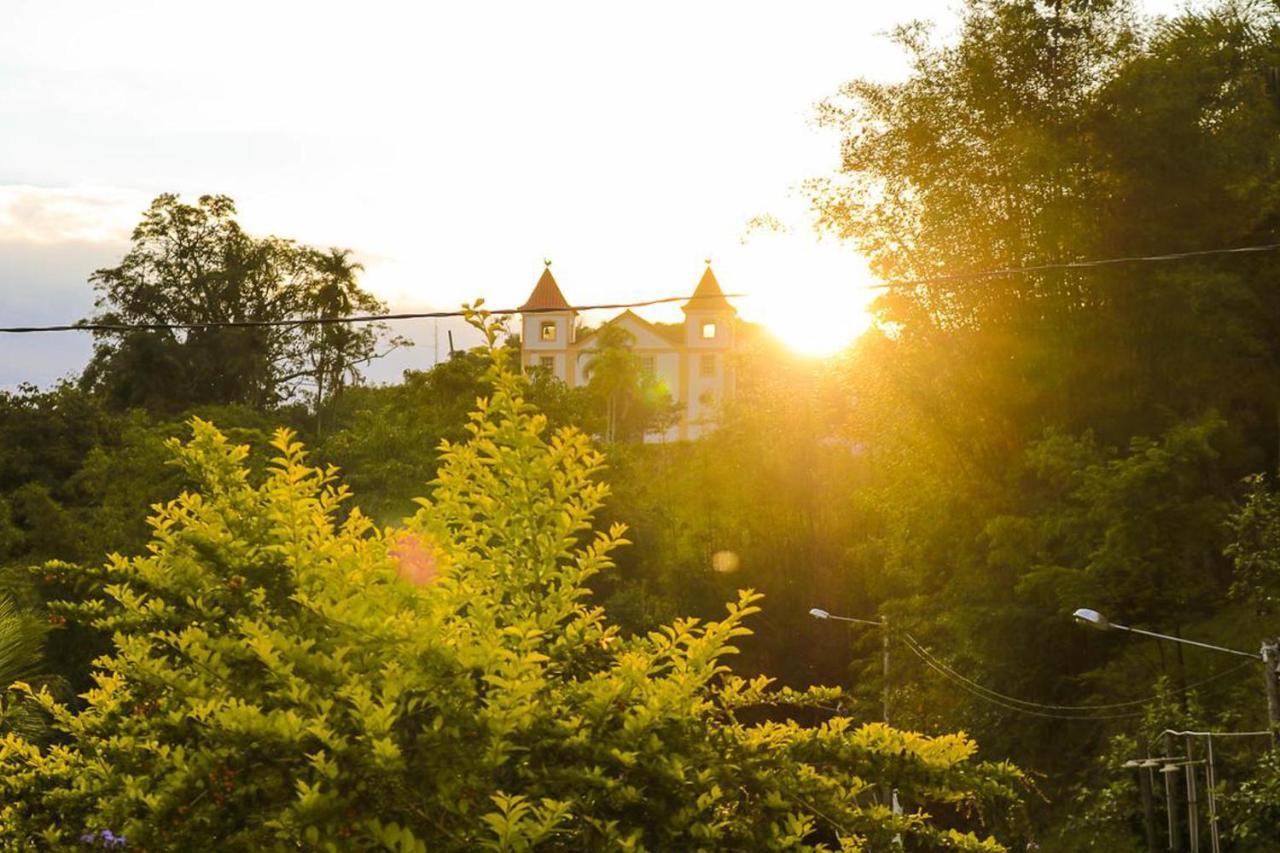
2 2 1280 848
0 316 1022 850
801 0 1280 847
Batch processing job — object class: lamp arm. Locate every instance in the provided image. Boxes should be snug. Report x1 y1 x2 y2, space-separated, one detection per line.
1114 623 1262 660
824 615 885 627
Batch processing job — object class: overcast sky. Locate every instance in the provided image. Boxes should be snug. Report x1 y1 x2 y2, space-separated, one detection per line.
0 0 1188 387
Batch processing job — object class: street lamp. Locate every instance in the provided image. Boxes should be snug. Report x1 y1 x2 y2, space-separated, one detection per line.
1071 608 1262 660
809 607 883 628
1079 609 1280 853
1072 608 1280 748
809 607 890 724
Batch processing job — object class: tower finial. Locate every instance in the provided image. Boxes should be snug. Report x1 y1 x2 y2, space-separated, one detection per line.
544 258 552 268
705 257 711 267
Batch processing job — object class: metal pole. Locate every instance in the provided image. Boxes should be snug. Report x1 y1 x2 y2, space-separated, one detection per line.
1262 640 1280 747
1164 732 1184 852
1204 736 1220 853
1184 740 1199 853
1113 623 1262 660
1138 756 1159 853
882 615 890 727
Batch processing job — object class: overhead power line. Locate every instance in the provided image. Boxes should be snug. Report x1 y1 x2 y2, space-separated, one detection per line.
899 632 1254 721
5 239 1277 333
871 241 1280 290
899 634 1144 720
1160 729 1273 739
0 293 746 335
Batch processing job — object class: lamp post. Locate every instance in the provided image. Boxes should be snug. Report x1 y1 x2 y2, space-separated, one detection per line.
1074 608 1280 852
1071 608 1279 744
809 608 890 726
1122 757 1161 853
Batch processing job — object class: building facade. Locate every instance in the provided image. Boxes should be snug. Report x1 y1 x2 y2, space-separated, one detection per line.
518 262 738 441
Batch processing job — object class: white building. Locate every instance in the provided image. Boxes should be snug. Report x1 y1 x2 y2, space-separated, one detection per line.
518 262 738 441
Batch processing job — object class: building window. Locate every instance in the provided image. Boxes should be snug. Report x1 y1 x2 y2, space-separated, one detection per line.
700 354 716 377
640 356 656 376
540 321 557 342
699 390 716 405
540 356 555 371
701 322 717 339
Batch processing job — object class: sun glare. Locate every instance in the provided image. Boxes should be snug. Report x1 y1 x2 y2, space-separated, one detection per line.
737 234 878 357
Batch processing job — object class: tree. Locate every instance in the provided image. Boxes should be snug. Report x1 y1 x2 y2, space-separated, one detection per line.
0 596 49 740
1009 415 1235 629
292 248 410 434
1226 474 1280 612
318 348 595 523
812 1 1280 446
82 194 403 413
802 3 1280 841
0 311 1024 850
581 325 679 443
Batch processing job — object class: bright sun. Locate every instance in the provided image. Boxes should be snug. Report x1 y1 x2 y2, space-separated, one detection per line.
737 234 878 357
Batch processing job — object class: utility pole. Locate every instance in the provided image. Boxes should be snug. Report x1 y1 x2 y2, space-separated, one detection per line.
1204 738 1221 853
1163 732 1184 852
1075 609 1279 747
1184 741 1199 853
1137 757 1158 853
807 608 890 725
882 615 891 727
1262 640 1280 747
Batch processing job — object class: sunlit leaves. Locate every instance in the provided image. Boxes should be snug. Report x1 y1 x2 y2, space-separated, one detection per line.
0 312 1021 849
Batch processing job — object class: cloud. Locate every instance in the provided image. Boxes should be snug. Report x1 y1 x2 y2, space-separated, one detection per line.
0 185 146 245
0 185 486 390
0 185 141 388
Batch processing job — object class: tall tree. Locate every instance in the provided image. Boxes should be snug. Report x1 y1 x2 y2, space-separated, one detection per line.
813 0 1280 444
82 194 403 413
805 1 1280 840
581 325 679 443
289 248 408 434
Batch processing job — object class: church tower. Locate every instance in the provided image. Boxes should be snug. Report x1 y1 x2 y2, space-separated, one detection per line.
681 262 737 439
518 261 576 383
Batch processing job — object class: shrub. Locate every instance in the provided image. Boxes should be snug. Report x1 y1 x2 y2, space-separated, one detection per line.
0 312 1022 850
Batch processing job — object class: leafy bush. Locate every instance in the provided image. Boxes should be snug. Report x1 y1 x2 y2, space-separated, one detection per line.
0 313 1023 850
0 595 49 740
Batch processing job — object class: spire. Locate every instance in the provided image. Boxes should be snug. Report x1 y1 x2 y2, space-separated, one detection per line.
519 261 572 312
682 261 735 313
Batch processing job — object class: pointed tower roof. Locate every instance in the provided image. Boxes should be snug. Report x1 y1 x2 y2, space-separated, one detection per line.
682 261 736 313
519 262 572 312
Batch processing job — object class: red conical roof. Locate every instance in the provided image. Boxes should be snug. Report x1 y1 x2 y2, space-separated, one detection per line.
682 263 736 313
519 265 572 312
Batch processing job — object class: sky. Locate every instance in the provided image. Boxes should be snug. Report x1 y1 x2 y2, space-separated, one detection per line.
0 0 1188 388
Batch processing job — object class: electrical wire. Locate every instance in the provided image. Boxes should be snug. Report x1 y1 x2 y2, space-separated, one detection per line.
899 632 1254 720
900 633 1144 719
1160 729 1273 739
0 293 746 334
6 239 1280 332
869 241 1280 290
902 632 1254 711
899 635 1147 720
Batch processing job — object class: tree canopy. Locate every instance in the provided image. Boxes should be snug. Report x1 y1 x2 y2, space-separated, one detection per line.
0 314 1023 850
82 194 403 414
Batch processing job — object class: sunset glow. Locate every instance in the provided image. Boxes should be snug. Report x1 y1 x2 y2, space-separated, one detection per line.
734 232 878 357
